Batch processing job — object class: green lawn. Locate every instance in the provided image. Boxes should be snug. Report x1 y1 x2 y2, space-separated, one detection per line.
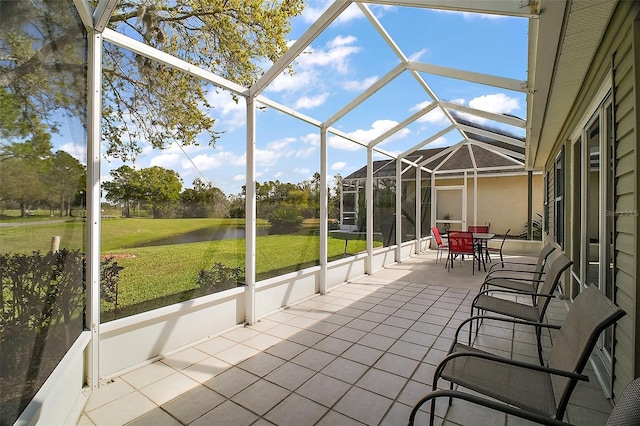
1 217 376 319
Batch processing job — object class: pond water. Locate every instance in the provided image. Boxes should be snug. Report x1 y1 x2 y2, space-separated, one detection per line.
137 225 271 247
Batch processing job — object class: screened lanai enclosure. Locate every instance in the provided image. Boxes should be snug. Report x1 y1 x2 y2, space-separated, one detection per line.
1 0 569 424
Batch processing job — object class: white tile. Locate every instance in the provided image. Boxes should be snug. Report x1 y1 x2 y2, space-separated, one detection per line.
161 347 209 370
84 378 135 412
214 343 260 365
139 372 199 405
180 355 231 383
86 391 156 426
121 362 176 389
243 332 282 351
194 336 235 355
222 326 261 342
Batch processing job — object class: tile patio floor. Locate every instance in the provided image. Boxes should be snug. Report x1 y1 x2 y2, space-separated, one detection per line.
79 250 614 426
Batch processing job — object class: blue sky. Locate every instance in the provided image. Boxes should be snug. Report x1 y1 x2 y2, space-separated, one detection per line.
57 2 529 198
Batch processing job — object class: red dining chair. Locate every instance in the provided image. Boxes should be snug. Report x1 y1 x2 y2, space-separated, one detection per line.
469 225 490 260
446 231 476 274
431 226 448 263
468 225 489 233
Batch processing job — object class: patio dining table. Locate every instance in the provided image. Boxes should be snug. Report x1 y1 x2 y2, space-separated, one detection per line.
473 232 495 271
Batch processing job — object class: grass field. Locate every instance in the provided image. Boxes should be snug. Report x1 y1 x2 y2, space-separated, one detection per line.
1 217 375 319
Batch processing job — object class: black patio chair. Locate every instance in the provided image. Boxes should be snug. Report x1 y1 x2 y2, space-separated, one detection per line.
480 244 557 296
408 284 626 426
484 228 509 266
471 253 573 365
485 242 556 276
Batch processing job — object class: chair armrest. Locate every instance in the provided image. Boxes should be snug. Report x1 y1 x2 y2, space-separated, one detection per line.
488 260 537 271
483 275 544 285
472 288 556 306
434 350 589 391
408 389 575 426
485 269 545 279
452 314 561 345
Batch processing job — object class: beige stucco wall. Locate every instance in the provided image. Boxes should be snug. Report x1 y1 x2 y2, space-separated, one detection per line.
434 174 543 236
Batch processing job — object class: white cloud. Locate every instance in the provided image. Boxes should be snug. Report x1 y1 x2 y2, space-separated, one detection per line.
269 35 361 96
302 3 363 24
331 161 347 171
233 174 245 181
268 137 296 151
150 153 182 169
206 90 246 130
294 93 329 109
58 142 87 165
294 167 310 175
172 150 245 175
468 93 520 114
408 48 428 61
342 75 379 92
268 70 315 93
328 135 363 151
418 108 449 125
295 146 317 158
301 133 320 146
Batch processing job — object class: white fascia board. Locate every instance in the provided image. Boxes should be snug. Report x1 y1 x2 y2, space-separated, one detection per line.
408 61 529 93
326 62 406 127
361 0 539 18
93 0 118 31
103 29 248 97
256 97 322 128
399 124 456 158
467 139 526 162
441 101 527 129
370 103 437 147
252 1 353 97
526 0 566 168
458 124 525 148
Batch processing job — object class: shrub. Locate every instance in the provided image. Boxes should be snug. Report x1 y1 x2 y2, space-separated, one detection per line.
197 262 244 292
268 205 303 234
0 250 123 425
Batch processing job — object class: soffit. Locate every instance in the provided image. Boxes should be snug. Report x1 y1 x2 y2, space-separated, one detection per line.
527 0 616 168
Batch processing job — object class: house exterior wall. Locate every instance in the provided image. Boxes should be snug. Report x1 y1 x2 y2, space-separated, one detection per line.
434 174 542 236
543 1 639 400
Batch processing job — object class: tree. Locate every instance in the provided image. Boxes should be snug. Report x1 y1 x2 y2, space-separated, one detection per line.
47 151 86 217
0 157 47 216
102 166 140 218
180 178 229 218
1 1 304 162
137 166 183 218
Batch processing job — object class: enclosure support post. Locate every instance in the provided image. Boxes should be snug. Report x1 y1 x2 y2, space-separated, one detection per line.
245 96 257 325
473 170 478 227
416 167 421 254
366 146 374 274
87 29 103 391
319 126 328 295
395 158 402 262
528 171 533 240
